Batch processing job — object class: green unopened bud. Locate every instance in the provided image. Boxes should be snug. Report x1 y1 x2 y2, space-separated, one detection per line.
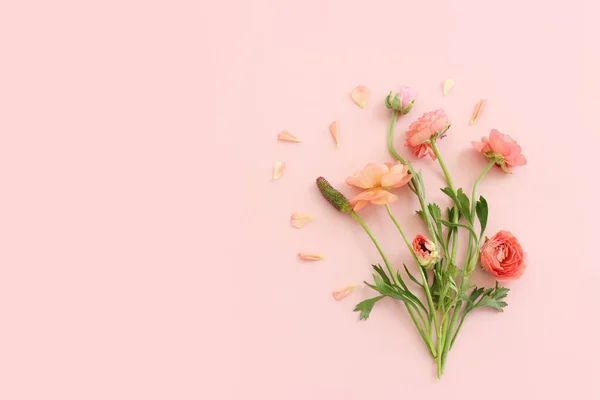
316 177 352 214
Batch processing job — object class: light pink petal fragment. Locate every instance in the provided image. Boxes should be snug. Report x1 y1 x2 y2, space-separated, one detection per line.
277 130 302 143
273 161 285 180
351 85 370 109
442 79 455 95
298 253 324 261
470 99 486 125
329 120 340 147
332 285 357 301
290 212 313 228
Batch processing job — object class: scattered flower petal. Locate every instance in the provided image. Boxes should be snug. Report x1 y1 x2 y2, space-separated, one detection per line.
442 79 455 95
332 285 357 301
351 85 370 109
277 130 302 143
329 120 340 147
290 212 313 228
470 99 486 125
273 162 285 180
298 253 324 261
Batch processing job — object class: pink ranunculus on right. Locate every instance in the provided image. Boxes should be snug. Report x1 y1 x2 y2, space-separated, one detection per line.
480 231 527 281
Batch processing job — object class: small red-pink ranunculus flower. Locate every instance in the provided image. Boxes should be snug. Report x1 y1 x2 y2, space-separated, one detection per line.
480 231 527 282
405 109 450 160
472 129 527 173
412 235 439 268
345 162 412 212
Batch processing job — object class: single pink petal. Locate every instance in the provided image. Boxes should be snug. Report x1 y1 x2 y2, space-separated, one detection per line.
352 200 368 212
472 140 486 152
351 85 370 109
383 173 412 188
442 79 455 95
369 190 399 205
329 120 340 147
272 161 285 180
298 253 324 261
290 213 313 228
332 285 357 301
277 130 302 143
469 99 486 125
350 188 388 202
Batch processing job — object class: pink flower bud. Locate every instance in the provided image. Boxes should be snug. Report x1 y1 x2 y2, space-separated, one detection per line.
412 235 439 268
385 86 416 115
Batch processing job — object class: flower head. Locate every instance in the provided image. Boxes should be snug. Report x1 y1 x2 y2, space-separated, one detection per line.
412 235 439 268
316 177 352 214
345 162 412 212
385 86 416 115
480 231 527 281
405 109 450 160
472 129 526 173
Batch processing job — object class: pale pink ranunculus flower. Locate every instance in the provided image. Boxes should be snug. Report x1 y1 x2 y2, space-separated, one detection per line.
472 129 527 173
405 109 449 160
480 231 527 282
412 235 439 268
345 162 412 212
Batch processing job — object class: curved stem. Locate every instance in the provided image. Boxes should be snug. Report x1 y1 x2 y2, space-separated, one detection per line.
351 212 398 286
387 110 406 163
430 140 455 192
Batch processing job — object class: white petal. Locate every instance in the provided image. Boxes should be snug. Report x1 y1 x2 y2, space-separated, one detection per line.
273 162 285 180
290 213 313 228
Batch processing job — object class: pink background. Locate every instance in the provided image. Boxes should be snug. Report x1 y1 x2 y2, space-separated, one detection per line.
1 0 598 399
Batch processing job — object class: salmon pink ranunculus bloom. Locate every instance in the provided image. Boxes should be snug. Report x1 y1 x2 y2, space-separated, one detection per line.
405 109 450 160
345 162 412 212
480 230 527 282
472 129 527 173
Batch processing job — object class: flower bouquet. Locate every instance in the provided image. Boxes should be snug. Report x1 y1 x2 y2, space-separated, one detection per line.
314 87 527 378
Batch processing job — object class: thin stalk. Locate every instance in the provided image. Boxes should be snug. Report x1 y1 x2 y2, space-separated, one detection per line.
351 211 436 357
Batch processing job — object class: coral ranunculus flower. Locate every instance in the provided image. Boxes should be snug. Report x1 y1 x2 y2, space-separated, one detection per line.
412 235 439 268
472 129 527 173
480 231 527 282
405 109 450 160
345 162 412 212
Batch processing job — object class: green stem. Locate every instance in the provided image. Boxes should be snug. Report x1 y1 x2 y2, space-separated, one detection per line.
387 110 406 163
386 111 438 249
440 161 496 372
351 211 436 357
465 160 495 274
430 140 459 264
385 205 439 330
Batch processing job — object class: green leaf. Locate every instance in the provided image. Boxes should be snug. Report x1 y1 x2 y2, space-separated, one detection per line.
456 188 471 221
440 220 478 240
403 263 424 288
475 196 488 234
440 187 456 201
428 203 442 221
465 282 509 314
371 264 391 287
416 209 424 218
354 296 385 320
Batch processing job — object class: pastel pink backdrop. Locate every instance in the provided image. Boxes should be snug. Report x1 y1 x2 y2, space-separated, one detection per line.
0 1 598 399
